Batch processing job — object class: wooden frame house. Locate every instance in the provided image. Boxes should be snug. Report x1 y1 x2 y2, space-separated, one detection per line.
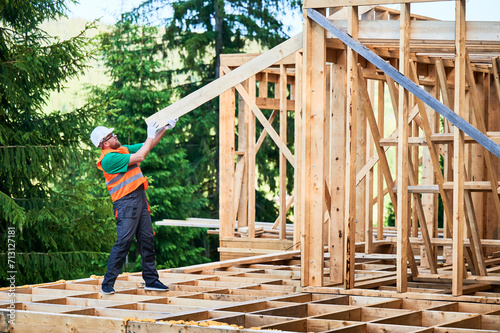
4 1 500 331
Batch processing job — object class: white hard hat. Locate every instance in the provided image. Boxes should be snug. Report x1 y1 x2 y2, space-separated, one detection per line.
90 126 114 147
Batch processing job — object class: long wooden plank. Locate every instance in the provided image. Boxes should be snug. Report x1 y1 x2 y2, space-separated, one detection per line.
145 33 303 126
221 66 296 168
219 84 236 238
325 20 500 42
302 9 326 287
344 6 358 290
330 51 346 284
453 0 466 297
304 0 452 8
377 81 385 241
396 3 411 294
365 78 374 254
279 64 287 240
247 75 257 238
236 79 249 228
307 8 500 159
294 51 303 251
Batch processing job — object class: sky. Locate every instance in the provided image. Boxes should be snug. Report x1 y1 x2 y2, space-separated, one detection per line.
67 0 499 35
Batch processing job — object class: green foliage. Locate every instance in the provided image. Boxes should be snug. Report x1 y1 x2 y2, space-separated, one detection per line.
129 0 301 220
0 0 114 286
384 202 395 227
90 17 214 269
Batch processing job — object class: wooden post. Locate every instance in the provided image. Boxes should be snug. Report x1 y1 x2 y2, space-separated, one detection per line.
377 81 385 241
365 79 374 253
396 3 410 293
279 64 288 240
247 75 257 239
411 117 419 238
294 51 304 251
330 50 346 284
487 68 500 239
220 83 236 239
452 0 466 296
344 5 358 290
301 8 326 287
324 65 332 247
357 69 367 246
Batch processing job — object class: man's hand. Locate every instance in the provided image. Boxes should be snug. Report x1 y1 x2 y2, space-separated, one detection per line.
165 118 178 130
147 121 160 139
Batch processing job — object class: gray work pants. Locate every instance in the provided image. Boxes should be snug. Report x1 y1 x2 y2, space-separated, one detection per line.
102 185 159 287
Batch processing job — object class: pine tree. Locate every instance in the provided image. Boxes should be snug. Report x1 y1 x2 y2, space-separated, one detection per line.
0 0 115 286
90 15 213 270
131 0 301 220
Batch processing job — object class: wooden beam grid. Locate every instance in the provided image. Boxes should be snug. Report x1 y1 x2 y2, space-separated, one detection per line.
5 252 500 332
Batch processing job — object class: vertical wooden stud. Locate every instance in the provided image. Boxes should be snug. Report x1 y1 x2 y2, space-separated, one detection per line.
396 3 411 293
247 75 257 239
302 8 326 287
279 64 288 240
344 5 359 290
330 50 346 284
377 81 385 241
294 51 304 252
220 83 236 238
452 0 466 296
365 79 374 253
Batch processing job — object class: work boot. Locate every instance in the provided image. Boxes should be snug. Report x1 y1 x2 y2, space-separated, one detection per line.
145 280 169 291
101 284 115 294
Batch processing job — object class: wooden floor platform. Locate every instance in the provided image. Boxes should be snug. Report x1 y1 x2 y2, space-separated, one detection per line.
2 252 500 332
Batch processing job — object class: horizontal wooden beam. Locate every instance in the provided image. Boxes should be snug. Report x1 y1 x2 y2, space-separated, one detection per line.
386 237 500 248
307 8 500 159
392 182 500 193
328 20 500 43
304 0 452 8
379 132 500 146
172 250 300 273
145 33 302 126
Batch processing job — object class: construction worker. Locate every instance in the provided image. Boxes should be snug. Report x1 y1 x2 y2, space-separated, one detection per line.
90 119 177 294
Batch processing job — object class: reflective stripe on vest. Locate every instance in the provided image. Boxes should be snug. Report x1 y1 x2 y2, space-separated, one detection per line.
106 164 139 186
108 171 145 195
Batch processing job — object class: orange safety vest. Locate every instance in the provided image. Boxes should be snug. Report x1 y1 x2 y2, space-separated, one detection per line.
97 146 148 202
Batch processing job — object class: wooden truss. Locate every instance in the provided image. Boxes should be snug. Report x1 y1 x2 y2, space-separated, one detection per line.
150 0 500 297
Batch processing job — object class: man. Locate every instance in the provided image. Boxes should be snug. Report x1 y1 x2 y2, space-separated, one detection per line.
90 119 177 294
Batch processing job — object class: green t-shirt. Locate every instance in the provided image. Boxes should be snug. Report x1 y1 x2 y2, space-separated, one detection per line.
101 143 143 174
